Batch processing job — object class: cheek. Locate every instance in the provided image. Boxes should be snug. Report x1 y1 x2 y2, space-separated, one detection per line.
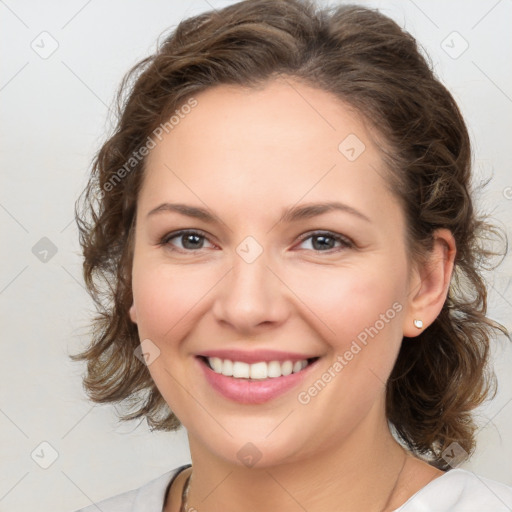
286 261 404 347
131 260 217 342
283 261 407 400
130 262 213 418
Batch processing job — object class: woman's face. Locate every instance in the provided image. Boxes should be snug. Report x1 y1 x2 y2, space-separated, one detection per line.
130 78 415 467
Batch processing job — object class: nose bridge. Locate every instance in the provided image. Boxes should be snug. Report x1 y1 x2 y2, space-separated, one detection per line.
212 241 288 331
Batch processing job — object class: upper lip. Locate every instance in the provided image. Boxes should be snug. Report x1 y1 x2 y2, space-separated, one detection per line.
197 349 320 364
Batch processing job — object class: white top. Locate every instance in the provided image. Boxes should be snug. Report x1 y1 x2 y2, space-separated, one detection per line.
73 465 512 511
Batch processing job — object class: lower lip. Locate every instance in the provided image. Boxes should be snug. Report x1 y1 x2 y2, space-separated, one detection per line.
196 357 319 404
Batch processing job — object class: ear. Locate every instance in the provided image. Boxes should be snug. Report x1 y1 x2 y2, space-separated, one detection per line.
129 303 138 324
402 228 456 337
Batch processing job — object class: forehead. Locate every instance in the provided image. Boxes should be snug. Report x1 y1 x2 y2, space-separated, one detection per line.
140 78 400 228
149 78 373 164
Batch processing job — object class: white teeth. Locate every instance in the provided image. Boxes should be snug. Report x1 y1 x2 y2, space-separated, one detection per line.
232 361 250 378
281 360 293 376
293 360 303 373
206 357 311 379
267 360 282 378
223 359 233 376
250 362 268 379
209 357 223 373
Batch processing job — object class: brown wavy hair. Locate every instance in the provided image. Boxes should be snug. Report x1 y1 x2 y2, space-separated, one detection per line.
70 0 508 469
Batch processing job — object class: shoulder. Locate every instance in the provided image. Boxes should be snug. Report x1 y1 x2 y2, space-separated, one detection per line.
71 464 190 512
394 468 512 511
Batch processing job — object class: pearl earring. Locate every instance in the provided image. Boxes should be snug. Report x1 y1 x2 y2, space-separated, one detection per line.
413 319 423 329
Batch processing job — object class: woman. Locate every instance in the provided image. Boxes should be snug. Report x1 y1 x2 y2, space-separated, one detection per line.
71 0 512 510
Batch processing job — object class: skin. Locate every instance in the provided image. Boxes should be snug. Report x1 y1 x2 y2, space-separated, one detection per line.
129 77 455 512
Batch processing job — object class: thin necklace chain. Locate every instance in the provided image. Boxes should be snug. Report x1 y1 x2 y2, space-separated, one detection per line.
179 453 408 512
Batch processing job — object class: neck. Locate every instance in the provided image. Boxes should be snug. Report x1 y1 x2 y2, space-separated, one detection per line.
183 409 409 512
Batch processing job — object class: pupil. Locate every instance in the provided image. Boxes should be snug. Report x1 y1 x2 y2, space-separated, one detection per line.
183 234 202 249
313 235 333 250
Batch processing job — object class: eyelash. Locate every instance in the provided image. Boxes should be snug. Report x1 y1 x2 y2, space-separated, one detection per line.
159 229 354 254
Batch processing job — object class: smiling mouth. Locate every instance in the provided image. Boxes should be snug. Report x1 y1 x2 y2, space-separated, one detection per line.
198 356 320 380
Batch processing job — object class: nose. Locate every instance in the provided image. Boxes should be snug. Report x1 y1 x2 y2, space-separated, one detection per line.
211 250 291 334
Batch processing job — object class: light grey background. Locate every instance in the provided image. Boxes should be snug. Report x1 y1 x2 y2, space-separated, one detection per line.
0 1 511 511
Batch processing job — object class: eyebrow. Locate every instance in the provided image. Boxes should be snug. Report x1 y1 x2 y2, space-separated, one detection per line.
146 201 371 224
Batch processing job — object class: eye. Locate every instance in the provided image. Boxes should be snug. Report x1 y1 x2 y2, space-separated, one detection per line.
160 230 215 252
296 231 353 252
159 229 353 254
